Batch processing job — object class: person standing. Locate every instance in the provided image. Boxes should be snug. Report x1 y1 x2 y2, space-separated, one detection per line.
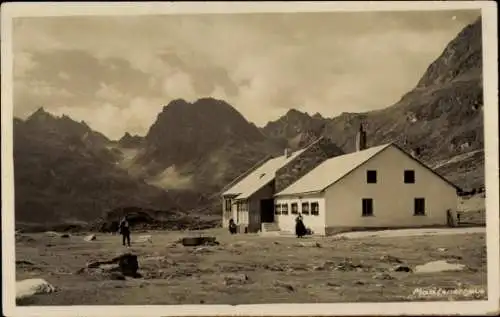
295 213 307 238
119 215 131 247
228 218 237 234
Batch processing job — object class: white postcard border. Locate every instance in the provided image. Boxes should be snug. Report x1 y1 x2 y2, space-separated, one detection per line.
1 1 498 316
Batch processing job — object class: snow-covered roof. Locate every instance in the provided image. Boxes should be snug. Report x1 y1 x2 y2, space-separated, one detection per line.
275 144 392 196
223 148 306 200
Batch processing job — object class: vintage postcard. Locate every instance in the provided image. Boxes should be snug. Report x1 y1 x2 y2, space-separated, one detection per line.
1 1 499 316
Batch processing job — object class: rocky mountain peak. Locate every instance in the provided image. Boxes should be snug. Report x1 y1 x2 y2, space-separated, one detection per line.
416 16 482 88
118 132 144 148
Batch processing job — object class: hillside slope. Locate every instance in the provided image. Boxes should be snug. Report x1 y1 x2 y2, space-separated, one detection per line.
131 98 283 195
13 109 188 227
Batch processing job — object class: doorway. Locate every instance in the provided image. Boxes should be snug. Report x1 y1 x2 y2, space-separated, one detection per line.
260 199 275 223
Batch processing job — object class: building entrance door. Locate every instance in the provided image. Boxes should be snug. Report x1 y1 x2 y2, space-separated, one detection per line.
260 199 275 223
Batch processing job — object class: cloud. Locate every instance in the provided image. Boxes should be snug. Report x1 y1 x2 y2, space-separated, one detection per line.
161 70 197 102
12 10 481 137
50 97 163 140
13 51 37 78
95 82 125 102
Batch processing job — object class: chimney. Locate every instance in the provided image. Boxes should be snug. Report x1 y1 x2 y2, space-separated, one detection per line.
410 147 421 158
284 148 291 158
355 122 367 151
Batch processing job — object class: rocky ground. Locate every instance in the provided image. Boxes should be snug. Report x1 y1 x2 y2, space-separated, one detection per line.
15 225 487 306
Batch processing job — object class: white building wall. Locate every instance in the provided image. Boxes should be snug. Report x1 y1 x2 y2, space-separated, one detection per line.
324 146 457 229
274 194 326 235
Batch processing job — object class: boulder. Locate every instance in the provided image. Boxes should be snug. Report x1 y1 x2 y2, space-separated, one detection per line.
45 231 60 237
393 265 413 273
334 259 365 272
84 234 96 242
415 260 466 273
116 253 139 277
60 233 71 238
181 236 218 247
16 278 56 300
223 273 249 285
85 253 139 277
380 255 402 263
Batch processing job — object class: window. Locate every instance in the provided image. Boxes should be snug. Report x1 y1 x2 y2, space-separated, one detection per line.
414 198 426 216
311 202 319 216
404 170 415 184
241 201 248 212
362 198 373 216
274 204 281 215
224 199 232 212
301 202 310 215
281 203 289 215
366 170 377 184
291 203 298 214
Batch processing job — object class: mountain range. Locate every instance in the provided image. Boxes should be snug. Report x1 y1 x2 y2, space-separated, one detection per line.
12 17 484 230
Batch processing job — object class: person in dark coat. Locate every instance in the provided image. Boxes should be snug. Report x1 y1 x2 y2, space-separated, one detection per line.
119 215 131 247
228 218 237 234
295 213 307 238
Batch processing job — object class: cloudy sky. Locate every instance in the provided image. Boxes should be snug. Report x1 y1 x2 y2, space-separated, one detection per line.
13 9 480 139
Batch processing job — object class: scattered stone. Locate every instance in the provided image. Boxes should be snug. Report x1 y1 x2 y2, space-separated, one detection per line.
143 256 166 262
16 278 56 300
372 272 395 280
60 233 71 238
312 265 325 271
181 236 218 247
263 264 285 272
445 255 463 260
223 274 249 285
273 281 295 292
437 248 448 252
415 260 467 273
192 246 213 254
321 260 336 270
380 255 403 263
45 231 60 237
273 241 280 245
326 282 341 288
334 259 365 272
297 241 321 248
136 235 153 243
16 260 35 266
84 234 96 242
86 261 102 269
353 280 365 285
16 234 36 243
393 265 413 273
84 253 140 277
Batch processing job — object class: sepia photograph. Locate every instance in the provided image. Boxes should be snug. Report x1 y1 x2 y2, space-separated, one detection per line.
1 1 498 316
